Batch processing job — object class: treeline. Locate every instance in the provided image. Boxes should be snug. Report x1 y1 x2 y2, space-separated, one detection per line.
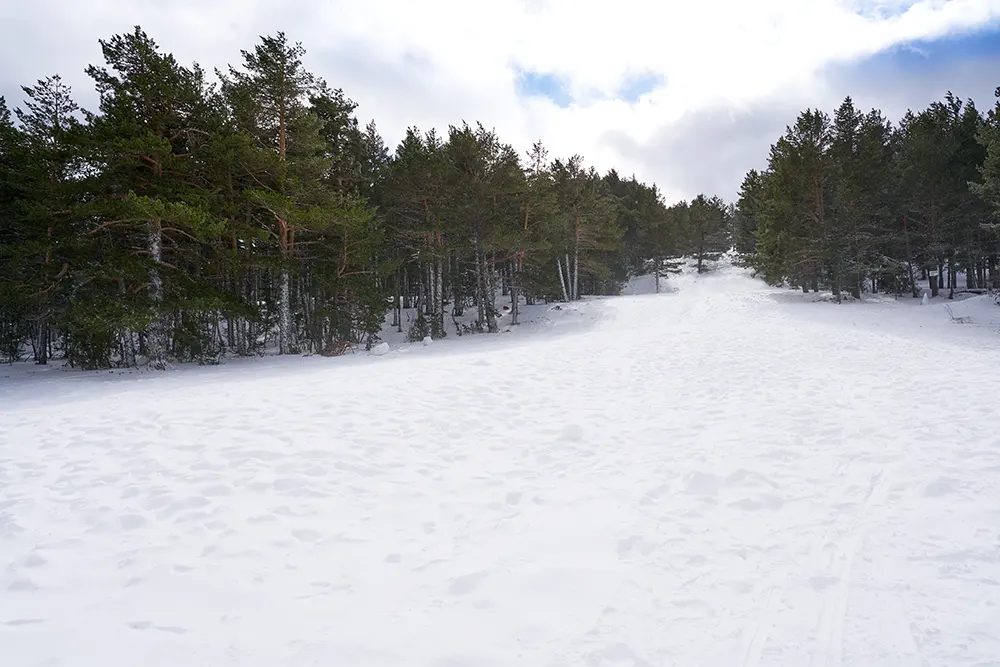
735 91 1000 301
0 27 730 369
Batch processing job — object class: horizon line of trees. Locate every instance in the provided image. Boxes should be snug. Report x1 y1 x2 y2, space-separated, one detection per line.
0 26 730 370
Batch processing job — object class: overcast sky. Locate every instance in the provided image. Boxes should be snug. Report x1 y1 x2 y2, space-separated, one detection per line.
2 0 999 204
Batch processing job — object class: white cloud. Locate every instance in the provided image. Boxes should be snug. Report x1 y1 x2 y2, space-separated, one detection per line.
2 0 999 202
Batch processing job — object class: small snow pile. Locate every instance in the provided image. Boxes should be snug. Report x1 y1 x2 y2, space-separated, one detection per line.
370 341 391 356
532 301 602 331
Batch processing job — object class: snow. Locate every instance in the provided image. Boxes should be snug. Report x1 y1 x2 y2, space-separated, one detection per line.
3 264 1000 666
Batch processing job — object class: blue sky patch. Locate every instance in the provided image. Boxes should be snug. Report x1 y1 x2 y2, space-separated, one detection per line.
618 71 665 103
514 67 572 107
868 24 1000 72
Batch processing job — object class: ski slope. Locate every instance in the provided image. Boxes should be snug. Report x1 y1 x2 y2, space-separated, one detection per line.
2 265 1000 666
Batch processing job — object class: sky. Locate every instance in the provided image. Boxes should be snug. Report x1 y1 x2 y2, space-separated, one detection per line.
1 0 999 204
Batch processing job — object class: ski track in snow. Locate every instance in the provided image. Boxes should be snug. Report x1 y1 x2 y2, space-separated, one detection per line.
3 268 1000 666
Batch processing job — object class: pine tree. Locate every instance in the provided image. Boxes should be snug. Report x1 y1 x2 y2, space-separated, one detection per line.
549 156 621 301
12 75 85 363
221 32 317 354
734 169 764 258
754 109 832 291
82 26 222 369
687 194 730 273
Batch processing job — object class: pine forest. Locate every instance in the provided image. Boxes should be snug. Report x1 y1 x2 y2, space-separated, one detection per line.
2 26 1000 370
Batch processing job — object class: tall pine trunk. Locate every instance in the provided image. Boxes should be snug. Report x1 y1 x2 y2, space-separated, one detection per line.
278 267 294 354
474 234 498 331
35 316 49 365
903 217 919 298
483 252 498 333
436 258 444 337
572 239 580 302
146 216 168 370
393 265 402 333
557 257 570 302
512 252 525 325
474 243 484 327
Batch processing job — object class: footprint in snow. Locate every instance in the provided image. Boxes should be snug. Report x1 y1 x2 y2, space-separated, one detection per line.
7 578 38 592
291 529 322 543
560 424 584 442
684 471 720 496
448 571 488 595
20 552 47 568
3 618 44 626
617 535 640 557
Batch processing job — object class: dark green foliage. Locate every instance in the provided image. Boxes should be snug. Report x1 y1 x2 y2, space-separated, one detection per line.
0 26 693 369
746 93 1000 299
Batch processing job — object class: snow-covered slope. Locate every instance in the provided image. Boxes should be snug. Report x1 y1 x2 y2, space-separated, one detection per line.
2 265 1000 666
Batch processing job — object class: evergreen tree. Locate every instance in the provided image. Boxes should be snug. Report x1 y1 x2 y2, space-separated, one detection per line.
12 75 85 363
82 26 222 369
754 109 832 291
550 156 621 301
687 194 730 273
221 31 317 354
734 169 764 257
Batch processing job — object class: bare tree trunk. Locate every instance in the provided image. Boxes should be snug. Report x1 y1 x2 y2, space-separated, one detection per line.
146 216 169 370
436 258 443 336
35 315 49 365
476 256 484 327
654 258 661 294
565 253 573 300
557 257 570 302
484 253 498 333
278 267 295 354
427 262 434 320
473 236 497 333
510 255 521 326
572 242 580 302
903 222 919 297
393 266 401 332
